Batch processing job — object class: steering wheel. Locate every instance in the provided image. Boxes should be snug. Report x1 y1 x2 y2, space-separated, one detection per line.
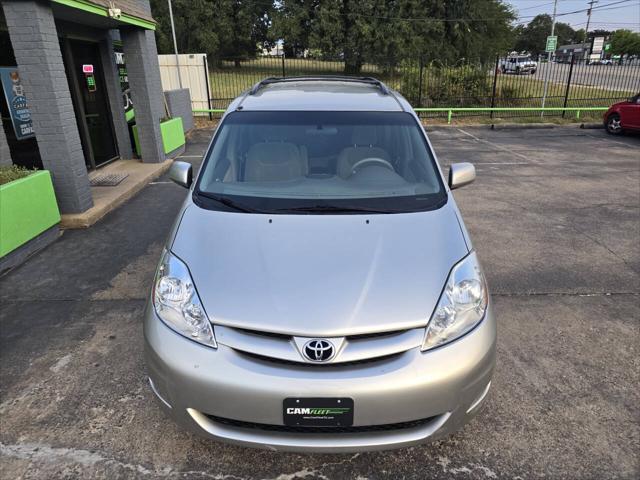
351 157 395 175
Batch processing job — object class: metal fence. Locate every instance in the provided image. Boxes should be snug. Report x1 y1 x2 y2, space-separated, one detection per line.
208 55 640 119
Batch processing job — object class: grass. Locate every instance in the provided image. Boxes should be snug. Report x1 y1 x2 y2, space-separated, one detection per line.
207 58 634 116
209 58 408 104
0 165 36 186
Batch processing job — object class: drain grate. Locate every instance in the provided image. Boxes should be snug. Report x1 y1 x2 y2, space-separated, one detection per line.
90 173 129 187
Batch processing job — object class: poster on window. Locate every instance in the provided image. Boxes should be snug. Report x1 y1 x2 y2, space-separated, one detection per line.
114 49 132 111
0 67 34 140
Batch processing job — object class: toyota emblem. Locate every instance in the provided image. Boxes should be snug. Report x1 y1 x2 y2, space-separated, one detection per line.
303 339 335 362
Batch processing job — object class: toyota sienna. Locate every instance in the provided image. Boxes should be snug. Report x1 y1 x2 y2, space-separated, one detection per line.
144 76 496 452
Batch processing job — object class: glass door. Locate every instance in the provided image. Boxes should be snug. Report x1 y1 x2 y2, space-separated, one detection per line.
65 39 118 169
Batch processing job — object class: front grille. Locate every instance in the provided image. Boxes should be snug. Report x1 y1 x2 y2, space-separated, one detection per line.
234 328 291 340
348 329 408 340
217 325 422 367
206 414 438 434
238 350 403 367
235 327 408 342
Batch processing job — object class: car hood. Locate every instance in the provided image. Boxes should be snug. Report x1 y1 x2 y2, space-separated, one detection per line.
171 201 469 337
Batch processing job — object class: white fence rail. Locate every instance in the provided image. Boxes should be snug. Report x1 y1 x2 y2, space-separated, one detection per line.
158 53 211 116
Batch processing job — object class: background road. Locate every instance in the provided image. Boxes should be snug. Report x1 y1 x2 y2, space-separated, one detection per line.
530 62 640 93
1 126 638 479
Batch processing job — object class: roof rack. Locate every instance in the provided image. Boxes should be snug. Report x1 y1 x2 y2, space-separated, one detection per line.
248 76 391 96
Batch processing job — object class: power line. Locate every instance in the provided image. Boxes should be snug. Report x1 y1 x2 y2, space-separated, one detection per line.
517 2 557 12
591 2 640 11
555 0 636 17
571 21 640 24
242 0 640 25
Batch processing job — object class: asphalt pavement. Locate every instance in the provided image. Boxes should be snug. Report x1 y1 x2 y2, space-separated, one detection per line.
0 125 638 479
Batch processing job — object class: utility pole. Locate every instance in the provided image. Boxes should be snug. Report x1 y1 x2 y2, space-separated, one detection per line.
581 0 598 64
168 0 183 89
541 0 558 115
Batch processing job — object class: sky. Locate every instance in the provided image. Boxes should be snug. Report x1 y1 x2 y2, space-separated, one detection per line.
507 0 640 32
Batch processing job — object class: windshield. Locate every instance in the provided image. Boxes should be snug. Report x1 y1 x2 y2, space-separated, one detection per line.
195 111 446 214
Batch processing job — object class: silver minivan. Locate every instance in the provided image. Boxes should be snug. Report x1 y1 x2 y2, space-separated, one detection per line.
145 77 496 452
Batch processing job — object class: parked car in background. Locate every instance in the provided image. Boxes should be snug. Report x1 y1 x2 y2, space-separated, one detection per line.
604 93 640 135
145 76 496 452
589 59 613 65
500 55 537 74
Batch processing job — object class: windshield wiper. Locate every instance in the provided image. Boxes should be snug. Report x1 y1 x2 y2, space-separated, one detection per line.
278 204 395 214
195 191 263 213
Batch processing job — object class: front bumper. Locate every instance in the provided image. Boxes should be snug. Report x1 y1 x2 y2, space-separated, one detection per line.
144 304 496 452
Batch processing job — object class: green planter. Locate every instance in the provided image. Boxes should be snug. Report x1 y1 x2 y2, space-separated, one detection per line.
0 170 60 258
132 117 185 157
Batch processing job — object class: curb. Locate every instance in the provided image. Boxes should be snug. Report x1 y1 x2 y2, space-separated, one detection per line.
60 159 173 229
424 122 606 131
489 123 557 130
425 122 560 131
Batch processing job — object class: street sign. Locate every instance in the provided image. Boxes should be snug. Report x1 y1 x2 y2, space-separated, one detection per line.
546 36 558 53
592 37 605 55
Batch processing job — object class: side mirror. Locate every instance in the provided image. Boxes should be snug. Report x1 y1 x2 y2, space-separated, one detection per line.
169 161 192 188
448 163 476 190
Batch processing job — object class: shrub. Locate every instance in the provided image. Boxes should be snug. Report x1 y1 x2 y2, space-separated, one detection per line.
0 165 37 186
399 63 493 107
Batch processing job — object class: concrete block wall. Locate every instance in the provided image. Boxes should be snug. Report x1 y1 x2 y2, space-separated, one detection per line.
120 27 165 163
1 0 93 213
165 88 194 133
0 118 11 166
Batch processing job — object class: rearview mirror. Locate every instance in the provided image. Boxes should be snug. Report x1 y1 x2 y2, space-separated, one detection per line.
169 161 193 189
448 163 476 190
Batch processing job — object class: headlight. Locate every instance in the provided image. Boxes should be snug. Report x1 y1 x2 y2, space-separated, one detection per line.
422 252 488 351
153 249 217 348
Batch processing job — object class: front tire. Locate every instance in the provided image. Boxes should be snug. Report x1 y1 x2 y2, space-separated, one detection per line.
530 69 536 75
606 114 623 135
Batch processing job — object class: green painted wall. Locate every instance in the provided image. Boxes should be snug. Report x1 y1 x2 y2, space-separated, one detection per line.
132 117 185 157
0 171 61 257
160 117 185 154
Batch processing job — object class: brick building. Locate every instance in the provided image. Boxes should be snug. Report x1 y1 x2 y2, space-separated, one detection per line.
0 0 169 214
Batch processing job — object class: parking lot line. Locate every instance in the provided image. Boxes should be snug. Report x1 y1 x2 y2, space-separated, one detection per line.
474 162 529 165
456 128 531 162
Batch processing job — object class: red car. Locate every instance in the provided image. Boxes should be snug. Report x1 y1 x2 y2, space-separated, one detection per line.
604 93 640 135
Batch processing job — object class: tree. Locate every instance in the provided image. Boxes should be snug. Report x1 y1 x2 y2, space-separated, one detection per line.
590 29 612 39
150 0 272 64
441 0 515 64
574 29 613 47
152 0 519 72
274 0 515 72
609 29 640 56
220 0 273 64
305 0 381 73
513 14 578 56
270 0 321 57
